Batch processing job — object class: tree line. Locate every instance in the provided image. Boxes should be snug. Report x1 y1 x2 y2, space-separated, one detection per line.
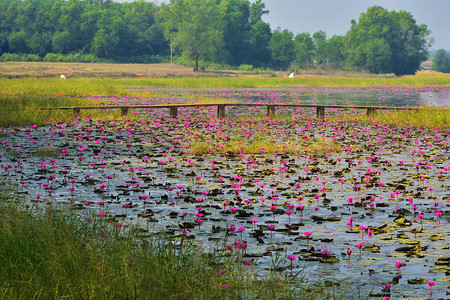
0 0 433 75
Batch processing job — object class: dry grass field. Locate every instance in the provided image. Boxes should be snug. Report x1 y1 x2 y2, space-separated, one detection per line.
0 61 407 79
0 62 274 78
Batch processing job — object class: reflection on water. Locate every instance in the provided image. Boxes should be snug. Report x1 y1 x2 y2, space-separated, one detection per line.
228 87 450 107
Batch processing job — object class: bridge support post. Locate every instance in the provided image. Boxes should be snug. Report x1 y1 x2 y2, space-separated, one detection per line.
367 107 377 116
316 106 325 118
217 105 225 119
121 107 129 117
170 107 178 118
73 108 80 116
267 105 275 118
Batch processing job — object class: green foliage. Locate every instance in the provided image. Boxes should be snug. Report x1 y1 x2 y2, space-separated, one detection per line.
326 35 346 68
0 53 40 62
221 0 251 66
247 20 272 67
431 50 450 73
7 31 28 54
91 27 120 59
0 0 168 62
269 28 295 70
313 30 328 65
346 6 431 75
42 52 104 63
294 32 315 68
51 30 71 54
28 32 53 56
238 64 254 71
249 0 268 26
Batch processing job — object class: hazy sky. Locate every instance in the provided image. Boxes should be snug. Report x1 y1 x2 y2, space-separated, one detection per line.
116 0 450 50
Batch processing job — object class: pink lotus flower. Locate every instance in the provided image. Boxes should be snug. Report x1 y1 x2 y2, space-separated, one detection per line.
346 248 352 258
427 281 435 294
267 225 275 230
395 261 405 271
287 255 297 261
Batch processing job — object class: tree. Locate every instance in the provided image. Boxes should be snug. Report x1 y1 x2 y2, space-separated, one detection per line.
346 6 432 75
91 26 119 58
249 0 268 26
363 38 392 73
247 20 271 67
90 7 124 58
120 1 168 59
161 0 226 72
326 35 346 68
52 30 71 54
58 0 88 53
294 32 314 68
0 34 7 55
269 28 295 70
431 50 450 73
221 0 251 66
219 0 270 67
8 31 28 53
313 30 327 65
28 31 52 56
388 10 431 75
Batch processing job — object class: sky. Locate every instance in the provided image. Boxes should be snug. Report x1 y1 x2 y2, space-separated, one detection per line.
115 0 450 50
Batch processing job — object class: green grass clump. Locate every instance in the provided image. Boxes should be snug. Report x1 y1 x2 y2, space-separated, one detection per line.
0 95 143 127
0 77 124 97
333 107 450 129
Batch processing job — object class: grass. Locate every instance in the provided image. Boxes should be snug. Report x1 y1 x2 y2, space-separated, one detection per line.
0 64 449 98
0 77 125 97
185 122 343 155
0 95 144 127
122 71 450 90
2 185 318 299
332 107 450 128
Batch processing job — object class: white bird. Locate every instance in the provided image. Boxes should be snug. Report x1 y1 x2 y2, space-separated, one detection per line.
288 72 294 78
60 75 66 79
